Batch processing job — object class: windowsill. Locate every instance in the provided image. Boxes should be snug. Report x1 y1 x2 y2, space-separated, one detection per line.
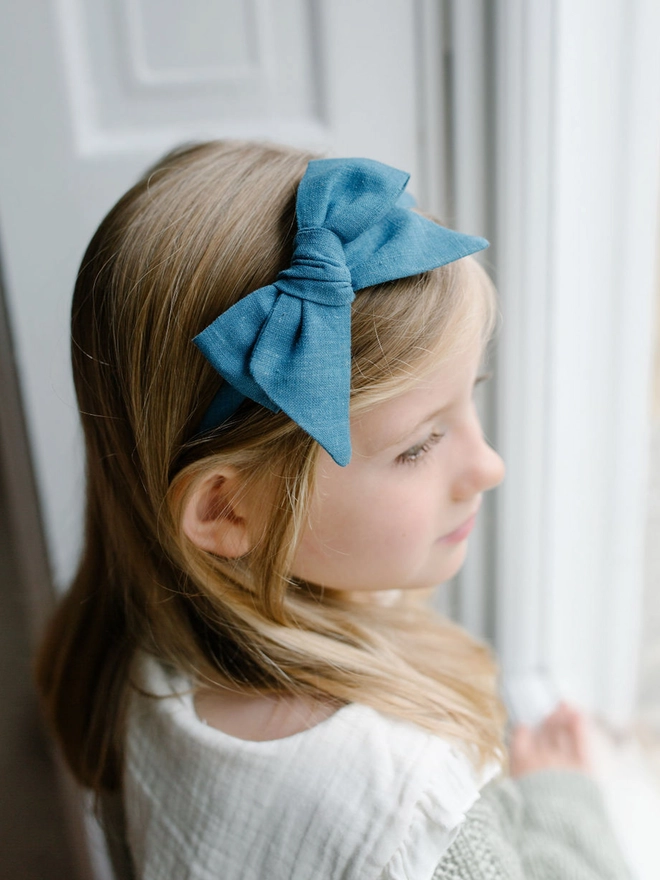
589 719 660 880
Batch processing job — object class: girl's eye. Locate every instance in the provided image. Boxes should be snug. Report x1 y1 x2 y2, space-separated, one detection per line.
396 432 444 465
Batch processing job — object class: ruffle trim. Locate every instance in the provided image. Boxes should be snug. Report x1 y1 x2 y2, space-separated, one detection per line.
380 749 501 880
133 655 502 880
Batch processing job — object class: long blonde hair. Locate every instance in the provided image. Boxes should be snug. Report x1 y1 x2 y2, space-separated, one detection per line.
35 140 507 793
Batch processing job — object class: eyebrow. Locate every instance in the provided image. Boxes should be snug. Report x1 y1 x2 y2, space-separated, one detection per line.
378 408 448 453
372 373 492 454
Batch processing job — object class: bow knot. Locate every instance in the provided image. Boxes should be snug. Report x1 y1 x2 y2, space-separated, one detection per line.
276 228 354 307
194 157 488 466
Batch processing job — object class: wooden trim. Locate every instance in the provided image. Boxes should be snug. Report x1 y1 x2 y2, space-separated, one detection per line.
0 266 54 647
0 260 95 879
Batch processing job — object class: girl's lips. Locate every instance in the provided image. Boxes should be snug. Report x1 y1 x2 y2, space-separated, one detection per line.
439 512 478 544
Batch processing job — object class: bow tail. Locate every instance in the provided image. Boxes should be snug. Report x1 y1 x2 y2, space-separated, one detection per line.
193 285 281 412
250 297 352 466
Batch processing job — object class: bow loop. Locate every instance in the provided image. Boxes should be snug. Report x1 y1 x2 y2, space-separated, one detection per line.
295 159 409 243
193 156 489 466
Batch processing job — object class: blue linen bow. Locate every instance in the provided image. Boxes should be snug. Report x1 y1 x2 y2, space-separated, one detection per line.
193 157 488 466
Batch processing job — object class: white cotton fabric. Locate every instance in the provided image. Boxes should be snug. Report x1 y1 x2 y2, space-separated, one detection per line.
124 654 501 880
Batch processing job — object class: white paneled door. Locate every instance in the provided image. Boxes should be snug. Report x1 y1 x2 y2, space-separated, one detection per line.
0 0 432 589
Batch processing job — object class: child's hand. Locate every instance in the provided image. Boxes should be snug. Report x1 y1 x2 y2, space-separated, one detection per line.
509 701 593 778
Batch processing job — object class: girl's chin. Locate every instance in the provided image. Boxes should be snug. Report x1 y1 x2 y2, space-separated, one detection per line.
434 546 470 584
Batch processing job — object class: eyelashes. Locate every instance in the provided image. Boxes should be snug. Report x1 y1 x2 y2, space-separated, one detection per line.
393 373 492 467
396 432 444 466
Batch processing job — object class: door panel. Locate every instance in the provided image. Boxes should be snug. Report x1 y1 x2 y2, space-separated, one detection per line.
0 0 423 588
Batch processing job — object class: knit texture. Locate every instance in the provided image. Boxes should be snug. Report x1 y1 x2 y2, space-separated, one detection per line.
432 770 632 880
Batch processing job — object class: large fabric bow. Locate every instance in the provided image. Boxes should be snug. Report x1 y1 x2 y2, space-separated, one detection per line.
193 157 488 466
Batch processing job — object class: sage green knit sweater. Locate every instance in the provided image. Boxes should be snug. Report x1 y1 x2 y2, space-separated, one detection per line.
433 769 632 880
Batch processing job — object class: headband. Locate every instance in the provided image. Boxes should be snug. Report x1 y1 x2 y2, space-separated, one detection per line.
193 157 488 466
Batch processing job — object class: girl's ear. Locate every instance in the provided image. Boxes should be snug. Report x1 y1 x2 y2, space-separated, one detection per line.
181 469 252 558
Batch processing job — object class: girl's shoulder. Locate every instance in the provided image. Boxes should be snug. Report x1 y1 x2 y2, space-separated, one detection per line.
124 652 501 880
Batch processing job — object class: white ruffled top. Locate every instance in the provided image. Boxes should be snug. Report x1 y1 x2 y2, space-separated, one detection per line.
124 654 501 880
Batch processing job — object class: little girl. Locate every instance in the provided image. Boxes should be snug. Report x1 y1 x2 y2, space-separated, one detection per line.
36 141 631 879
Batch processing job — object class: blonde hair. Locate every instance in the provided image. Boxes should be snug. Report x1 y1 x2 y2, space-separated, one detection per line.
35 140 507 793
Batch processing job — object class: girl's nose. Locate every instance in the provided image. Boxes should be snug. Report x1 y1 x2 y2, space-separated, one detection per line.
452 434 505 501
480 442 506 491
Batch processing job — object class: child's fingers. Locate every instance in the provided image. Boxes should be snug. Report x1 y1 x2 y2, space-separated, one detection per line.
538 715 575 758
510 724 538 760
563 707 592 768
511 723 532 748
509 702 594 777
546 701 576 727
538 703 593 771
509 724 535 776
